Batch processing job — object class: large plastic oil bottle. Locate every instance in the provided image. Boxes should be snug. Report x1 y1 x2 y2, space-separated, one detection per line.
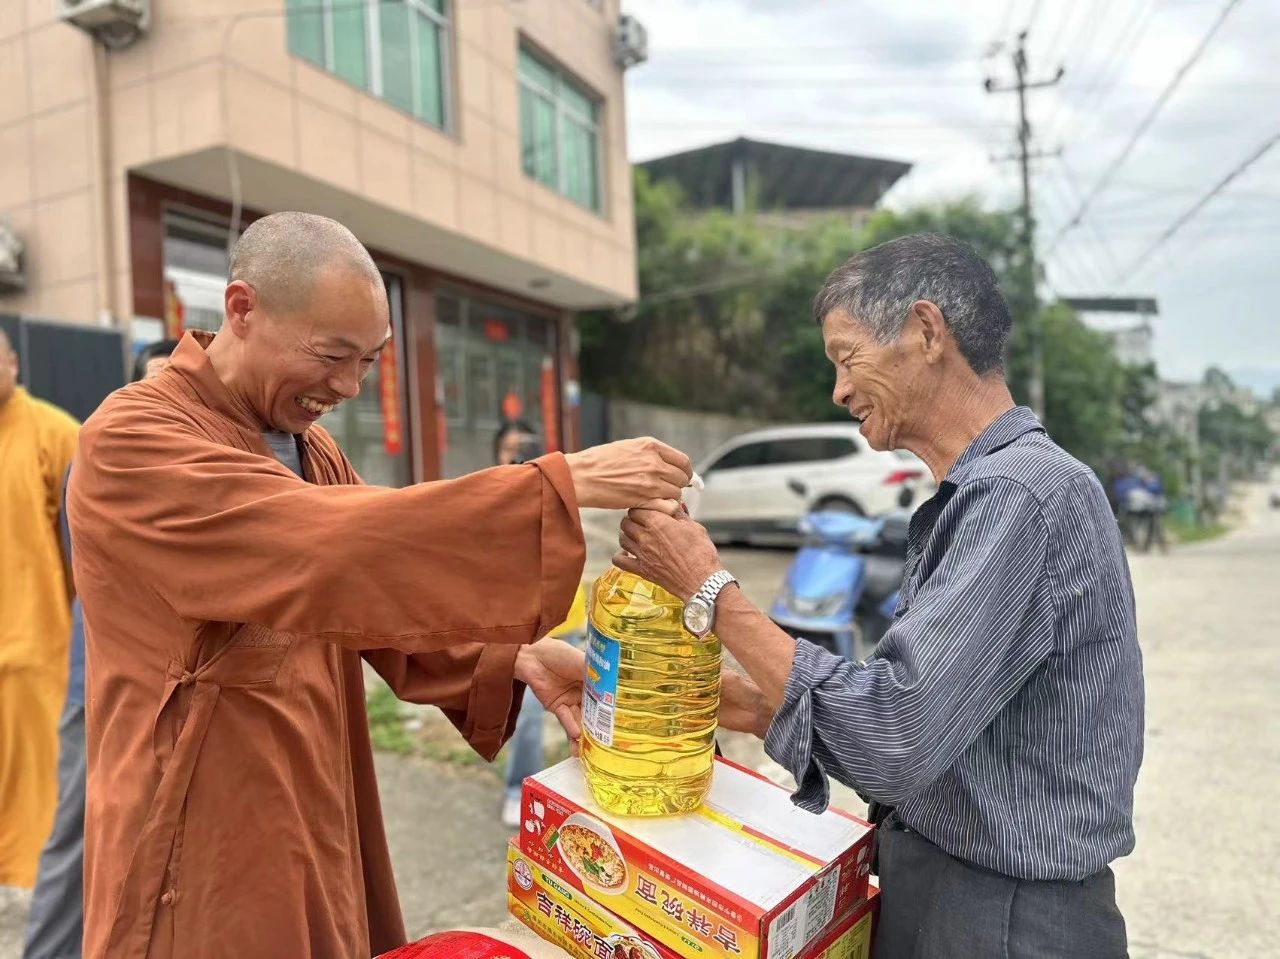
580 567 722 816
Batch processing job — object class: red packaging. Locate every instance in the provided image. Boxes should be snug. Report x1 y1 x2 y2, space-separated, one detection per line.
376 930 538 958
516 758 874 959
510 838 882 959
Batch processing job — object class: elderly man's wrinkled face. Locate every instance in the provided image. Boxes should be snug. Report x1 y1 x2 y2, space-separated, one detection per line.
0 331 17 408
238 267 390 434
822 307 925 451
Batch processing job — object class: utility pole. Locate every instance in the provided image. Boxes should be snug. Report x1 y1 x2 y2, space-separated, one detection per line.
985 31 1063 419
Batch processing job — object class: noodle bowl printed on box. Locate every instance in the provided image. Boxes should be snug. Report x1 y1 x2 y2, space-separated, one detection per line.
554 813 629 894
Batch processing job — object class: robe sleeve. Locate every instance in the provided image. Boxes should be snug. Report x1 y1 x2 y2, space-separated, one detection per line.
70 400 585 652
361 645 522 760
331 438 527 759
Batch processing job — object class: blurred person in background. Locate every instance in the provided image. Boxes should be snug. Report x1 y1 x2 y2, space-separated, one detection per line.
21 339 178 959
0 328 79 891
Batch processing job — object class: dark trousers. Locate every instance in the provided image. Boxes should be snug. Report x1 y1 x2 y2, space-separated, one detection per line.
22 701 85 959
875 815 1128 959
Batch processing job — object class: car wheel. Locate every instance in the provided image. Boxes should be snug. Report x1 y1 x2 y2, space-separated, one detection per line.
813 496 864 515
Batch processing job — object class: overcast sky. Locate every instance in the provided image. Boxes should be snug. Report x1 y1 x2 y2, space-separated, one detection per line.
620 0 1280 395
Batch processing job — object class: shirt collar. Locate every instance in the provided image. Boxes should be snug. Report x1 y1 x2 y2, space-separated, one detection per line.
943 406 1045 486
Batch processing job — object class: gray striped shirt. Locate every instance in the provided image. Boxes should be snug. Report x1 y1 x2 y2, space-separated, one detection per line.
763 406 1145 881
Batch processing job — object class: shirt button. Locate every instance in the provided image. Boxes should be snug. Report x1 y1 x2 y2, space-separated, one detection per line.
160 890 175 906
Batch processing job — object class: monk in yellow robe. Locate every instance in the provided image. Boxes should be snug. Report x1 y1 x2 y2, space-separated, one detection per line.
0 327 79 888
67 213 692 958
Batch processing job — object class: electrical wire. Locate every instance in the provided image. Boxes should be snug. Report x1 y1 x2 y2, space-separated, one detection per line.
1049 0 1246 252
1117 127 1280 281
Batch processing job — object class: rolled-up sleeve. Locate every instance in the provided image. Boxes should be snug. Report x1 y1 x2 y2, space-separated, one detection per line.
764 478 1056 812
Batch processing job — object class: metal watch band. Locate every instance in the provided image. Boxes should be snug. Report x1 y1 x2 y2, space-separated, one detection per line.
693 570 737 608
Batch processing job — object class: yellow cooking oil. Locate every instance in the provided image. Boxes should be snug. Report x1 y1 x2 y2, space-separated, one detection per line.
580 566 722 816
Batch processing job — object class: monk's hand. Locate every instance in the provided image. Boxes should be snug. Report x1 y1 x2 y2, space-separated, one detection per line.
720 668 773 740
515 638 584 748
614 506 723 600
564 438 693 509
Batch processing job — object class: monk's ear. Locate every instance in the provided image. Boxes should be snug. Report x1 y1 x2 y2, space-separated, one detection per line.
223 281 260 339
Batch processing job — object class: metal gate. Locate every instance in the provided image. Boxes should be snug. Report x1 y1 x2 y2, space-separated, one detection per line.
1 314 127 422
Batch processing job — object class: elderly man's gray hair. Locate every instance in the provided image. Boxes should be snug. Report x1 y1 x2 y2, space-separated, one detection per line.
812 233 1012 376
229 212 383 312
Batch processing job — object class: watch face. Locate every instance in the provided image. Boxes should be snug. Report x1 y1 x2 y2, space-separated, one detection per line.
683 599 712 636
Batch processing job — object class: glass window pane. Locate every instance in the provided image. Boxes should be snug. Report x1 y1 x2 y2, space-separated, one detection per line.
559 80 596 123
380 0 414 114
561 117 599 209
332 0 368 88
709 443 767 472
533 95 556 186
414 11 444 126
519 85 537 177
286 0 325 66
518 48 555 91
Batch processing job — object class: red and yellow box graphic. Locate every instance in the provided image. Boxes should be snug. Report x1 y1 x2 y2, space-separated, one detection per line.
515 759 874 959
509 841 880 959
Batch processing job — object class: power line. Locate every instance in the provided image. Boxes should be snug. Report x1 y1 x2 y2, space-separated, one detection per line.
1118 126 1280 281
1048 0 1158 145
1056 158 1121 268
1049 0 1246 252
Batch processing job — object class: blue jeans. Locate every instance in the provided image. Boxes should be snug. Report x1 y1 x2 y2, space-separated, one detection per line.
22 699 85 959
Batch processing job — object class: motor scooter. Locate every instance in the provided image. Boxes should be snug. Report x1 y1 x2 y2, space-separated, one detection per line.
768 480 910 661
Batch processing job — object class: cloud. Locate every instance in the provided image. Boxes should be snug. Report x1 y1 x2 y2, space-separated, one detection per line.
622 0 1280 387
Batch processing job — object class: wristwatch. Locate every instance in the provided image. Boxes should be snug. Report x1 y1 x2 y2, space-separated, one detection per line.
682 570 737 638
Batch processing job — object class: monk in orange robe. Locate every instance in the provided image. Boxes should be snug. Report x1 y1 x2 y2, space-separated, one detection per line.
67 213 691 958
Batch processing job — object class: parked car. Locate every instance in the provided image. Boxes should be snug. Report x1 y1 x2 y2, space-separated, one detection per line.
691 424 934 546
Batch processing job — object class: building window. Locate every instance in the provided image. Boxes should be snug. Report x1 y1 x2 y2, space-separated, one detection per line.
436 291 559 477
518 46 602 212
287 0 450 130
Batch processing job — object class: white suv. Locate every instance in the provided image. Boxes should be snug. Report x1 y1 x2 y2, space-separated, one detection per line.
692 424 933 545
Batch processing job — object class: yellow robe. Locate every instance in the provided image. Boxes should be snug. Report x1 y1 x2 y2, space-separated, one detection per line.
0 386 78 887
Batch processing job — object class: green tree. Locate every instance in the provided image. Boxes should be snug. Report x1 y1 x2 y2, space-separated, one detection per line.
580 176 1148 472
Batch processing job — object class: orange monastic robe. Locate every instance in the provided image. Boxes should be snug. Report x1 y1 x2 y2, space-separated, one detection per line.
67 333 584 958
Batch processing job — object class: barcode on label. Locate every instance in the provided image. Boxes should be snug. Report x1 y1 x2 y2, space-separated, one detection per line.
767 899 804 959
582 696 615 747
802 865 840 943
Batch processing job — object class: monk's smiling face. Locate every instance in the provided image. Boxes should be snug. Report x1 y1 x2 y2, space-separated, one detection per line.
223 266 390 435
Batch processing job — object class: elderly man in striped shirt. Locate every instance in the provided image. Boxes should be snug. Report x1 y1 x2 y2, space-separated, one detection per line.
616 233 1144 958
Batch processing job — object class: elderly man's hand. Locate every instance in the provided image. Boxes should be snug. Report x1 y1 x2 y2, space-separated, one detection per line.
614 506 723 601
564 438 693 510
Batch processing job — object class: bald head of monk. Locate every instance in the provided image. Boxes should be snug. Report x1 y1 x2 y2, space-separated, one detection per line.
0 327 18 409
205 212 391 434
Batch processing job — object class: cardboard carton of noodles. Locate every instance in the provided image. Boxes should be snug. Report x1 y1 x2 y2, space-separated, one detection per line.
515 758 874 959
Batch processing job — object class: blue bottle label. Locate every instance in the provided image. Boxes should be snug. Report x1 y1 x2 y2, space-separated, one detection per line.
583 623 620 747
